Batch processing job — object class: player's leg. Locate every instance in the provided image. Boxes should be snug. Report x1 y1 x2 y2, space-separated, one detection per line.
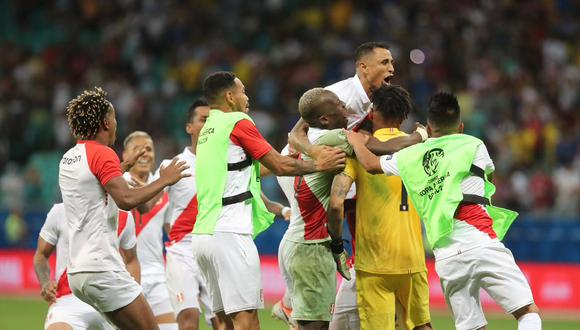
329 268 359 330
105 294 159 330
477 243 541 330
394 272 432 330
274 238 298 329
212 232 263 330
142 279 177 329
435 253 487 330
69 270 157 330
166 251 201 330
355 270 399 330
288 242 336 330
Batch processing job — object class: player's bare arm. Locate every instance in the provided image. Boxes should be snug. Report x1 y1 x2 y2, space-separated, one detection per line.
120 247 141 284
105 159 190 210
328 173 354 241
260 192 291 220
346 131 383 174
366 122 427 155
288 117 339 161
259 148 345 176
33 238 57 304
126 175 163 214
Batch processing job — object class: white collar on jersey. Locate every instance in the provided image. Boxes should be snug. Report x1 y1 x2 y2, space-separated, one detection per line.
352 74 371 104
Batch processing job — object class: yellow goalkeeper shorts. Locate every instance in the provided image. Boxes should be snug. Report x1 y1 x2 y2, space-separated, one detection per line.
356 270 430 330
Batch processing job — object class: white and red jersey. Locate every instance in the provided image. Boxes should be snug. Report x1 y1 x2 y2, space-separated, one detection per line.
283 128 351 243
380 141 498 260
59 140 125 273
214 120 272 235
160 147 198 257
39 203 136 299
122 172 169 279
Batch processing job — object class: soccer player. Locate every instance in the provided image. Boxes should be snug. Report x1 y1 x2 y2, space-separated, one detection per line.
328 85 432 330
162 99 221 330
191 71 346 330
122 131 178 330
277 88 353 330
347 92 541 330
34 203 138 330
59 87 189 330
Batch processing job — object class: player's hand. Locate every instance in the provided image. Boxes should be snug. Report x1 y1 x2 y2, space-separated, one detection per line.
159 158 190 185
40 281 57 304
313 147 346 172
281 206 291 221
121 148 147 172
414 122 428 141
346 130 369 147
127 176 146 189
330 240 352 280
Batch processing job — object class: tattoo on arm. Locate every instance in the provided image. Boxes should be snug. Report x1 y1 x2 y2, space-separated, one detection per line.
35 261 51 287
331 173 352 200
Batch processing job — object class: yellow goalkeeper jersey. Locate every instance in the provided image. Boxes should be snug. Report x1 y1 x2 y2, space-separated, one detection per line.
343 128 426 274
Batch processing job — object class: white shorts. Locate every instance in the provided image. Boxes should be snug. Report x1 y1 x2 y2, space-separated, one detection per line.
45 294 114 330
334 267 358 314
142 275 174 317
435 241 535 330
68 270 143 313
191 232 264 314
166 249 214 322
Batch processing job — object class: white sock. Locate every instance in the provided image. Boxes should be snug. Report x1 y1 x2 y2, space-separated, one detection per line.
158 323 178 330
518 313 541 330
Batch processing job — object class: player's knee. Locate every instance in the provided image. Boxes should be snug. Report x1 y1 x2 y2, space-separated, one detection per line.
413 322 433 330
177 309 200 330
47 323 74 330
512 303 540 320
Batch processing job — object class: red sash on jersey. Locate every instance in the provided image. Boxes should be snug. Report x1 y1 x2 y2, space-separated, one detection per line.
166 195 198 246
55 268 72 298
131 192 169 236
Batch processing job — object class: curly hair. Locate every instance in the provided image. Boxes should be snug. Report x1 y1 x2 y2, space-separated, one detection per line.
371 85 412 125
66 87 112 140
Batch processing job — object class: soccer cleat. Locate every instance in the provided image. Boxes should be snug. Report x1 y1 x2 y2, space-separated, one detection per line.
271 300 298 329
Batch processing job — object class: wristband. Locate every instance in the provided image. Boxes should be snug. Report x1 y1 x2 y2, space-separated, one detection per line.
281 206 291 217
330 239 344 254
415 127 428 142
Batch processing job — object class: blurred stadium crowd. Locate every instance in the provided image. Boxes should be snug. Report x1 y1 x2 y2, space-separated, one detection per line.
0 0 578 222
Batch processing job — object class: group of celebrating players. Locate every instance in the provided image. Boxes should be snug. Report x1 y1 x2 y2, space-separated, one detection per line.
33 41 543 330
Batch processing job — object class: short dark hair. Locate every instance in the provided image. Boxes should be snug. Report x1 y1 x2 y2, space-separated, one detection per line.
371 85 412 124
203 71 237 103
187 98 208 123
355 42 389 62
427 92 460 128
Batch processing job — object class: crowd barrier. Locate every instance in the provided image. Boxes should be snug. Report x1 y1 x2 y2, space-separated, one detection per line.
1 250 579 312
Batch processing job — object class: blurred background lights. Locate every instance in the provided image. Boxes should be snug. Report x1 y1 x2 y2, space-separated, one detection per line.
410 49 425 64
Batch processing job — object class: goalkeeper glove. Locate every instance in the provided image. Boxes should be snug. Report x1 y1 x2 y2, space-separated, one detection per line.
330 239 351 280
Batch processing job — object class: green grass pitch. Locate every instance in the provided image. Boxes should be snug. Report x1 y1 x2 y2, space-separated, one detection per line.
1 296 578 330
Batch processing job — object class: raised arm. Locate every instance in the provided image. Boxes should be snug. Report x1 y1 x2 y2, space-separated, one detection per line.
366 123 427 155
288 118 312 155
33 238 57 304
259 148 345 177
346 131 383 174
105 159 189 210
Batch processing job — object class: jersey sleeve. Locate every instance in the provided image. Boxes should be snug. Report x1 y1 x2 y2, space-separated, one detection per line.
380 153 400 176
88 145 123 186
39 204 62 245
119 212 137 250
314 129 354 156
230 119 273 159
473 144 495 174
343 157 358 181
